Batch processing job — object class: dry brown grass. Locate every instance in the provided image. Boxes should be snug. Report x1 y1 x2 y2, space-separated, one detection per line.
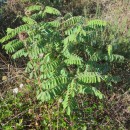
0 52 25 97
101 0 130 32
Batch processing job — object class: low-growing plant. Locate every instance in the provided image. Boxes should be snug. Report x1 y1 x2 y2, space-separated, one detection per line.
0 4 125 115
